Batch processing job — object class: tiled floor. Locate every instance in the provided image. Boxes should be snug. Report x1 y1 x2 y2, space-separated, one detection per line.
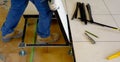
66 0 120 62
66 0 120 41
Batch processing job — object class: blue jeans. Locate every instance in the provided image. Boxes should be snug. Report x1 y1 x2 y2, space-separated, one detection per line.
1 0 52 38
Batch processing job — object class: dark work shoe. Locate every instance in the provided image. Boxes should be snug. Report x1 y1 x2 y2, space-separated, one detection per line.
37 33 60 43
0 30 23 42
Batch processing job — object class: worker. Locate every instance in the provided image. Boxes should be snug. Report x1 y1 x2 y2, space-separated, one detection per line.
0 0 59 43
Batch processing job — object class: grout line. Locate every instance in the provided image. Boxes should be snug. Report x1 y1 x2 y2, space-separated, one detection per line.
102 0 120 28
92 14 120 15
73 41 120 42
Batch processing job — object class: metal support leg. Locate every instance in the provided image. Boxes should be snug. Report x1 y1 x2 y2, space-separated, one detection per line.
19 18 27 48
19 18 28 56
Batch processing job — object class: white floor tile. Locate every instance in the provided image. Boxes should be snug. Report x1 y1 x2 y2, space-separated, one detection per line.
73 42 120 62
66 0 109 17
93 15 117 27
113 15 120 27
103 0 120 14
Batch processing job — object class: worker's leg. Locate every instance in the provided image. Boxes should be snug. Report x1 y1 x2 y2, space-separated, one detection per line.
31 0 59 43
31 0 52 38
1 0 29 42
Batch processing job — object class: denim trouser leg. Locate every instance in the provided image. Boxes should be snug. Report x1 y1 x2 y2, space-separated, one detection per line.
31 0 52 38
1 0 29 36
